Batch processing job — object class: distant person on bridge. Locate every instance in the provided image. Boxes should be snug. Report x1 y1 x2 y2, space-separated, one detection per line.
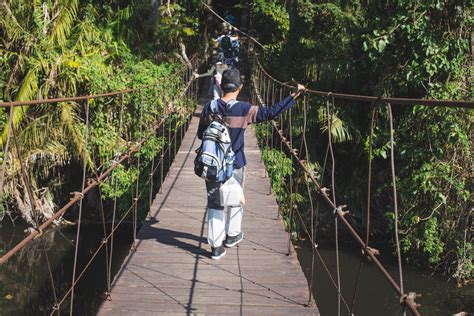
225 11 236 26
194 62 229 100
215 26 239 65
197 68 305 260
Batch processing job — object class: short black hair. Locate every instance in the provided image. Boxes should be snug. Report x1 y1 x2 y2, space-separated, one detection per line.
221 68 242 93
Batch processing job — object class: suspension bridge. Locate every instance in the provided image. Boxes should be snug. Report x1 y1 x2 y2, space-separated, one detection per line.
0 36 473 315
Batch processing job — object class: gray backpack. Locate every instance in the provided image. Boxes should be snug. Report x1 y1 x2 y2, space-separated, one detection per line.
194 100 237 182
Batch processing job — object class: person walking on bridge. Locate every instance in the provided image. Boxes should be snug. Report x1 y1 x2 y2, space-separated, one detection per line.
197 68 305 259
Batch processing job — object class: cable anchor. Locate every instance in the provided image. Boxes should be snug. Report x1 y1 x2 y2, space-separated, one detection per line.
333 205 349 216
70 191 84 200
400 292 421 309
33 226 44 239
362 246 380 262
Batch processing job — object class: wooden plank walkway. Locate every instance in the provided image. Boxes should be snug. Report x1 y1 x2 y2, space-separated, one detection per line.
98 96 318 315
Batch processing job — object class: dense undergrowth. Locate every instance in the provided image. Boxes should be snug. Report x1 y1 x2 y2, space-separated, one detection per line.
251 0 472 284
0 1 203 226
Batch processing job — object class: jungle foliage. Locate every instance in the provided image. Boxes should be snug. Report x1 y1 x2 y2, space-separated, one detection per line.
250 0 472 283
0 1 202 224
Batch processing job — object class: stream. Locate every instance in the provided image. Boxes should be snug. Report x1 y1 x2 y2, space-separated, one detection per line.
295 240 473 315
0 219 133 315
0 218 472 315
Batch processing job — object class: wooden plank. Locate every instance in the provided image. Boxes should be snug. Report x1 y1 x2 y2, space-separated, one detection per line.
98 96 318 315
99 302 316 316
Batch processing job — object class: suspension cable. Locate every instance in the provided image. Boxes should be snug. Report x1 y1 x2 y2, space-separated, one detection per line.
350 105 378 313
254 55 473 109
251 57 421 316
0 55 198 109
302 94 316 307
200 1 264 49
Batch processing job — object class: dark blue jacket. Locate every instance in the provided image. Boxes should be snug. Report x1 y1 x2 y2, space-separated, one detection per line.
197 95 296 168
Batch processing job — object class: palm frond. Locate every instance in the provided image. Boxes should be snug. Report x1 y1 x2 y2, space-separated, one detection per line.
1 68 38 146
51 0 79 46
0 1 29 42
317 106 353 143
60 102 93 169
28 142 70 179
116 0 145 21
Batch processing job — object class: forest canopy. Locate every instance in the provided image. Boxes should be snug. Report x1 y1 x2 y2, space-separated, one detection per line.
250 0 472 284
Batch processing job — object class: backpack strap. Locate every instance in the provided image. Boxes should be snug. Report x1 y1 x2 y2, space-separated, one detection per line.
210 99 238 114
210 99 219 113
225 99 238 113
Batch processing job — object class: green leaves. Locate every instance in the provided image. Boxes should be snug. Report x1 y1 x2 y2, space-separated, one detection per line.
377 38 387 53
423 217 445 264
251 0 290 45
252 0 472 283
317 106 353 143
0 0 196 225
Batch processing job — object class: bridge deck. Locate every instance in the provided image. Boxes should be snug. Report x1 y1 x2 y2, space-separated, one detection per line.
98 98 318 315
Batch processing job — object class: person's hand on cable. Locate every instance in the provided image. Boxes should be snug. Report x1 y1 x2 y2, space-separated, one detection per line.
291 84 306 99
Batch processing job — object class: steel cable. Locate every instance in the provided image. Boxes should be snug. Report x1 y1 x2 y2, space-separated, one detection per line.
91 153 111 303
52 75 196 314
325 94 342 316
253 55 473 109
69 99 90 315
350 106 378 314
302 94 316 307
252 75 352 311
251 58 421 315
388 103 406 316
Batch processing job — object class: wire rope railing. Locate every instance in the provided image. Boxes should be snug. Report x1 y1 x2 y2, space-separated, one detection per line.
250 52 429 315
0 54 201 314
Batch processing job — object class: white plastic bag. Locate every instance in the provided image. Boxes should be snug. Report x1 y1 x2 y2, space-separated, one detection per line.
219 176 243 206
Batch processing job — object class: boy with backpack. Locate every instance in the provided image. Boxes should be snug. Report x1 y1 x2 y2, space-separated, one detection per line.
215 27 239 64
196 68 305 259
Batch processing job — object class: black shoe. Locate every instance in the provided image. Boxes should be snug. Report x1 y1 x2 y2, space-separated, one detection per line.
224 232 244 248
211 245 226 260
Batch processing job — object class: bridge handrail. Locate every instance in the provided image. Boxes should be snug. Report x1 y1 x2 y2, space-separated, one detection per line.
0 53 198 108
251 60 422 315
0 56 199 265
254 53 473 109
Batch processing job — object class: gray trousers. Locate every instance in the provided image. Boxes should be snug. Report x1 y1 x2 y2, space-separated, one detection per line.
205 167 245 247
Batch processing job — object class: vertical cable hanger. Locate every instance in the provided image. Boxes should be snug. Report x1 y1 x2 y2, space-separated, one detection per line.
387 103 406 316
132 90 145 251
326 92 342 316
350 104 378 314
303 94 316 307
107 91 126 299
287 91 294 256
70 98 90 315
91 150 111 303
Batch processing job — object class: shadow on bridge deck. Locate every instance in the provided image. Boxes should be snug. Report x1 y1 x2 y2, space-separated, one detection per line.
97 94 318 315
